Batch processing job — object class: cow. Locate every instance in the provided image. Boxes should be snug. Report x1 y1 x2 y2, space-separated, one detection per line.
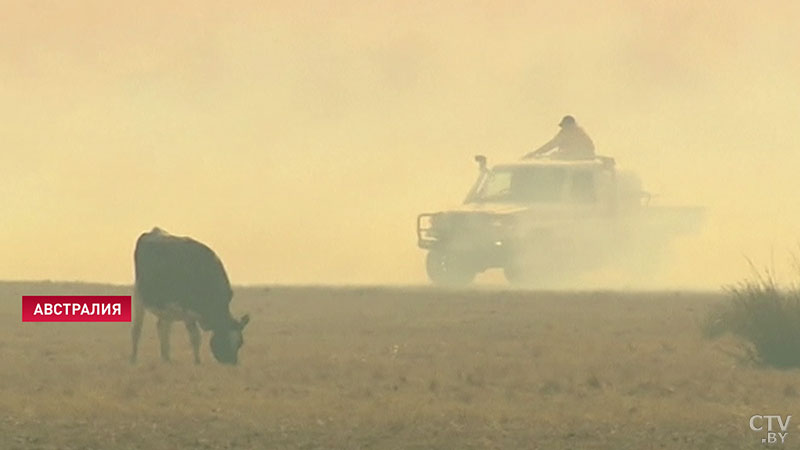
130 227 250 365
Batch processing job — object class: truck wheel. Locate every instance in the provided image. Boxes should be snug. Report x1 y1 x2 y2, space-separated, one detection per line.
426 251 475 286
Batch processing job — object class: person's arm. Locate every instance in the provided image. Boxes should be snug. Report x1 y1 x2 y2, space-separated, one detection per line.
523 131 562 159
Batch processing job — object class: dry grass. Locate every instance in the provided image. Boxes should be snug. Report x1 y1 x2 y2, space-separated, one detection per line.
705 270 800 368
1 282 798 449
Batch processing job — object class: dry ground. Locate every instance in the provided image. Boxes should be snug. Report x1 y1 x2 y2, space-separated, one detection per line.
1 282 798 449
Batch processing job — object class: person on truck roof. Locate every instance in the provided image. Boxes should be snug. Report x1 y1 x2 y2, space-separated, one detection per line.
523 115 596 161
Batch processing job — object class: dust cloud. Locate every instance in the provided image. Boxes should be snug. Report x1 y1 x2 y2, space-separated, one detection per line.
1 1 799 287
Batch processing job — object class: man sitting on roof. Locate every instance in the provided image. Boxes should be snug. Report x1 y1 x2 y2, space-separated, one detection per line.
523 115 596 161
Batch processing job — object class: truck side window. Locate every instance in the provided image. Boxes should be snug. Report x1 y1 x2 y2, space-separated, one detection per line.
511 167 565 202
571 171 596 203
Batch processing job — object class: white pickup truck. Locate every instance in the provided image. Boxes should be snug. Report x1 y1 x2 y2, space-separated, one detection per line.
416 155 704 286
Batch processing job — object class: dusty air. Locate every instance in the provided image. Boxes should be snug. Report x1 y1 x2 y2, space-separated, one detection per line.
3 2 800 449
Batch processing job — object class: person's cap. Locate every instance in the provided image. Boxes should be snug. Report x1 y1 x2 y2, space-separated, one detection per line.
559 115 576 127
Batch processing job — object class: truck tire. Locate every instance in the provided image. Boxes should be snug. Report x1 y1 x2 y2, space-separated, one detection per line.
426 251 475 286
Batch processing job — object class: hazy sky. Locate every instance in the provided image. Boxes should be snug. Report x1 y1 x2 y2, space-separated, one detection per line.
2 1 799 287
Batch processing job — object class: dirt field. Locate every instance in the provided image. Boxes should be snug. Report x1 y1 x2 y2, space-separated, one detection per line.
1 282 797 449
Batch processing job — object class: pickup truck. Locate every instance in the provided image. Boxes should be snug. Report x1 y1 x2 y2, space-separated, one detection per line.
416 155 703 286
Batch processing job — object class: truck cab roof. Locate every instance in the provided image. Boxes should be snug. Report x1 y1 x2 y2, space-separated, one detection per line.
491 156 616 172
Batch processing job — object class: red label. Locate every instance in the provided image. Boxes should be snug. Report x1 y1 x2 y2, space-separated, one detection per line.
22 296 132 322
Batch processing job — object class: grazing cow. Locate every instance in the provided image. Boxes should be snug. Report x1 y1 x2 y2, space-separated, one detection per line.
130 227 250 365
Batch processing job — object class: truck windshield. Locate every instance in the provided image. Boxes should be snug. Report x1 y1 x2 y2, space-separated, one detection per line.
473 167 566 203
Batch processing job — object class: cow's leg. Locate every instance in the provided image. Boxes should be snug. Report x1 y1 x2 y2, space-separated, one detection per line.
130 294 146 364
185 321 201 364
156 318 173 362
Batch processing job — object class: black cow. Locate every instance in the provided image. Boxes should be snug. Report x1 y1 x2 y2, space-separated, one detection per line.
131 227 250 365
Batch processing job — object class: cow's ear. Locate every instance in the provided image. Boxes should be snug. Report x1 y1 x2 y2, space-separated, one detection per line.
239 314 250 329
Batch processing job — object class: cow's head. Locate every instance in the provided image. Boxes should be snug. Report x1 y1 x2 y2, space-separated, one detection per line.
210 314 250 365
